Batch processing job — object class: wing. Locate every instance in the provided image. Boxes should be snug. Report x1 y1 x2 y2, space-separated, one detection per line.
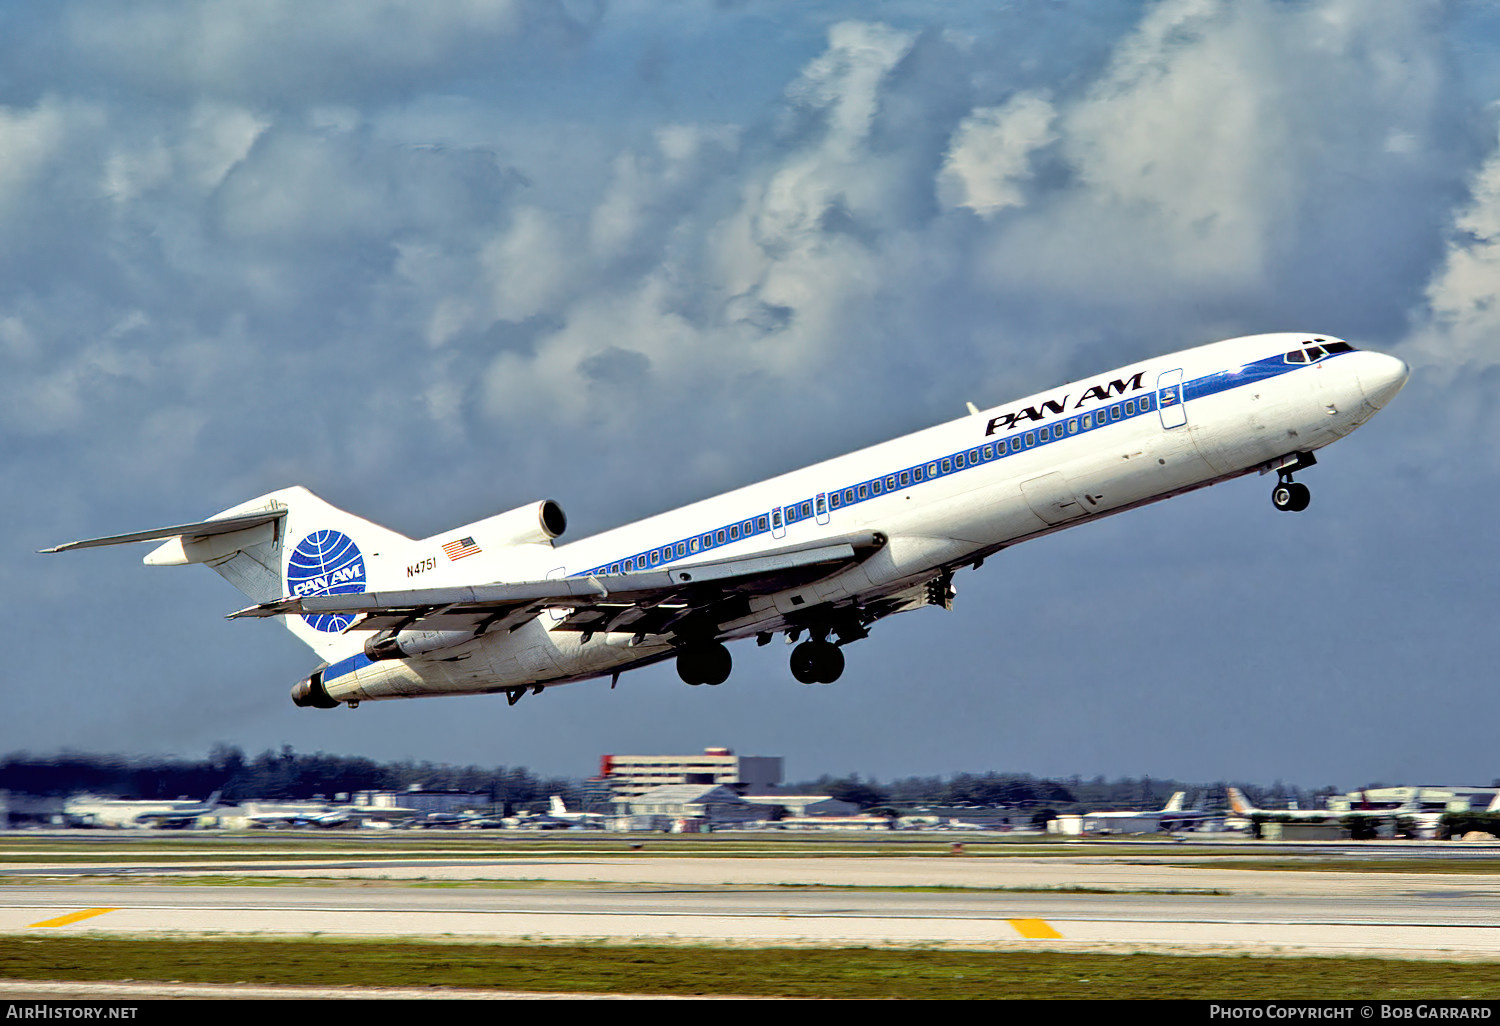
231 531 888 641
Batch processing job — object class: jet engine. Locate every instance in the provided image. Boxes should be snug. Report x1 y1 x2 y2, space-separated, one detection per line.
469 499 567 548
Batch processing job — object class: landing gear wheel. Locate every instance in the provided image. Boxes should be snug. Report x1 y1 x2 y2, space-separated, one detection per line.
790 641 845 684
1272 481 1311 512
677 642 732 686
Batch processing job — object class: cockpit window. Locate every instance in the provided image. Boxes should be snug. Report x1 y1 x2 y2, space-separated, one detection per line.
1285 350 1307 364
1323 340 1354 354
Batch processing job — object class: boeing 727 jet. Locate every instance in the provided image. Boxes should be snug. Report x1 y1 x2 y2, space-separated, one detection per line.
46 333 1408 710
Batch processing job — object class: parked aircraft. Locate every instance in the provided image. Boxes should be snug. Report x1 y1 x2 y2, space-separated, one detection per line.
46 334 1407 708
1081 791 1215 833
131 791 224 829
545 795 608 827
1225 788 1423 822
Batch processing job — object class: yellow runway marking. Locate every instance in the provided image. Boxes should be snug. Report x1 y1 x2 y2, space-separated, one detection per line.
1008 918 1063 939
28 908 116 928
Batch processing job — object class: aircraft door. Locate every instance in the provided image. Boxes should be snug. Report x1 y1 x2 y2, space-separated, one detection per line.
815 492 830 525
771 506 785 539
1157 368 1186 429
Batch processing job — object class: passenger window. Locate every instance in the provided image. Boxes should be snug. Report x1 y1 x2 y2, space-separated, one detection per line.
886 475 896 490
676 542 686 557
927 462 938 477
716 530 726 544
941 458 952 473
759 515 771 532
829 493 841 509
954 453 965 469
858 484 868 499
610 563 621 574
1068 419 1077 434
1110 407 1120 421
872 479 882 495
1139 394 1152 411
800 501 812 518
1024 432 1035 447
1125 400 1135 415
914 466 925 482
969 448 980 464
729 524 739 540
650 550 661 565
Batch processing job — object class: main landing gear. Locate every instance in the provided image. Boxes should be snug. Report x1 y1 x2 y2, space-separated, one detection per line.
790 640 844 684
677 642 731 686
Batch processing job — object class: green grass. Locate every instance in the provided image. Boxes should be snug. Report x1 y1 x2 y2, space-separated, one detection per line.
1 937 1496 999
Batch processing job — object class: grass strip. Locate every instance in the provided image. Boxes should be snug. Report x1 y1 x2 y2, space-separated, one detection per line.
1 937 1497 1000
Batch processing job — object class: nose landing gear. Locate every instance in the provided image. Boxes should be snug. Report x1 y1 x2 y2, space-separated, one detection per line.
1268 451 1315 512
1272 477 1311 512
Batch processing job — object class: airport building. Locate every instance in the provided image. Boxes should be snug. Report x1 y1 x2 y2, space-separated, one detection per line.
616 784 769 831
599 747 783 799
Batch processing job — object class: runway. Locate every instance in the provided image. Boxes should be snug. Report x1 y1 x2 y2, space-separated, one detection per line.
4 842 1500 959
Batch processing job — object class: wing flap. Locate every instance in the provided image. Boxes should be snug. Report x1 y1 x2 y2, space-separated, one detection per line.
231 531 886 640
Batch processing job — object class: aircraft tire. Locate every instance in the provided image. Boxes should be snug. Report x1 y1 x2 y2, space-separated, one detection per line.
1287 482 1311 511
815 642 845 684
678 642 731 686
790 642 821 684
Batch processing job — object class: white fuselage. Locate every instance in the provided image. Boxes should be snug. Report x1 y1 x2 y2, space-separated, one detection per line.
320 333 1407 703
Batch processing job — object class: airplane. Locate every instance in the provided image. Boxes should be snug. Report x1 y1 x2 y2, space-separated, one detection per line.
545 795 608 827
133 790 225 829
1080 791 1215 833
45 333 1408 709
1225 787 1423 822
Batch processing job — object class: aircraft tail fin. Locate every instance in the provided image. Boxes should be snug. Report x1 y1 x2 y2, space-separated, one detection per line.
1226 788 1256 816
550 796 567 816
48 486 413 662
1162 791 1185 813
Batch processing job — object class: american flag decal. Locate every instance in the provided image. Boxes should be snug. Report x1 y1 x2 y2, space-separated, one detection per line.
443 536 481 561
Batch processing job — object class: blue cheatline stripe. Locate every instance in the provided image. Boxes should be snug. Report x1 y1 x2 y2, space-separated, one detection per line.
324 652 372 683
560 348 1349 580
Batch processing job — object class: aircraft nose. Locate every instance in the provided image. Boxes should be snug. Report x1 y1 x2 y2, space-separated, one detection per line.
1357 351 1409 410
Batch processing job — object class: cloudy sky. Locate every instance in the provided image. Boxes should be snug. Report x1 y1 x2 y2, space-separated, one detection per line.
6 0 1497 789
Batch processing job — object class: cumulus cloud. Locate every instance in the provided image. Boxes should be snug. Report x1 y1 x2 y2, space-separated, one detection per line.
937 93 1056 217
1407 127 1500 370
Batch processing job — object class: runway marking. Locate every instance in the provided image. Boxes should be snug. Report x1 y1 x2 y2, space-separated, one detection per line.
28 908 116 928
1008 918 1063 939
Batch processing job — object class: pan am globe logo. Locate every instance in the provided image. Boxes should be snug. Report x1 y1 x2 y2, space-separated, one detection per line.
286 530 366 633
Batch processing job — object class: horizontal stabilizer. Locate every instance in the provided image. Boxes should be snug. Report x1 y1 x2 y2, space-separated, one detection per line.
41 510 288 554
